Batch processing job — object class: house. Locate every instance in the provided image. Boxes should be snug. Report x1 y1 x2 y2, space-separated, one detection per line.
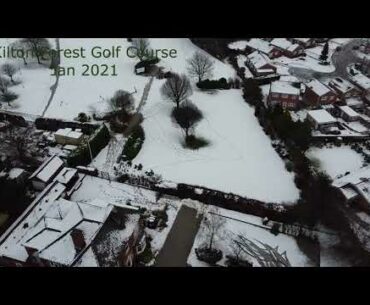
54 128 84 146
29 155 65 191
307 109 337 130
245 51 276 77
268 81 301 109
303 79 338 106
290 38 316 48
243 38 282 59
270 38 304 58
0 174 143 267
348 66 370 95
332 166 370 213
339 105 360 122
328 77 360 100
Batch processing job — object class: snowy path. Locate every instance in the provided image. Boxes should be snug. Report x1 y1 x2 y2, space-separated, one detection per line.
41 38 60 117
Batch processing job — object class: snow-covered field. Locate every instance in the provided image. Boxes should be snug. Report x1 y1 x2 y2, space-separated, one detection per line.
306 145 365 179
0 38 56 117
136 86 300 204
187 207 315 267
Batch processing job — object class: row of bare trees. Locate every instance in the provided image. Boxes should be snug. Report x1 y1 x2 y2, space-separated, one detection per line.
0 63 20 107
159 52 215 146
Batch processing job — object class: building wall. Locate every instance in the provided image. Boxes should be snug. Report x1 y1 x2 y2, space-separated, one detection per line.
268 92 300 109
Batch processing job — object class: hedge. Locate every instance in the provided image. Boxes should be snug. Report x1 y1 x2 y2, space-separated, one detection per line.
67 123 110 167
122 125 145 161
196 78 231 90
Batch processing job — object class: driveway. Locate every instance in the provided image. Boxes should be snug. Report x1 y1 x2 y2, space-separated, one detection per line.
155 205 202 267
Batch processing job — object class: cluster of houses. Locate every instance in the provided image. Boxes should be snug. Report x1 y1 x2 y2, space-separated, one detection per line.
0 155 147 267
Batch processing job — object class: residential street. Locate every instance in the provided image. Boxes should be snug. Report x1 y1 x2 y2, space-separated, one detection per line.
155 205 202 267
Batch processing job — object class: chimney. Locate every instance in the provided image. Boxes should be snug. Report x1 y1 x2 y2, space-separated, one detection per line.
71 229 86 252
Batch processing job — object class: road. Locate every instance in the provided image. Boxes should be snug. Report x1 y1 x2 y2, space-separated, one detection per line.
155 205 202 267
289 38 363 82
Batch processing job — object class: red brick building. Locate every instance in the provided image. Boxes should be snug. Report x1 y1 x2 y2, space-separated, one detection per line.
268 81 301 109
303 79 338 106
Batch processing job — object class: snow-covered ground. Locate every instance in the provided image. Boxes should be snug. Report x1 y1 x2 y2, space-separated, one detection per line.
187 206 315 267
306 145 365 179
136 86 300 204
0 38 56 117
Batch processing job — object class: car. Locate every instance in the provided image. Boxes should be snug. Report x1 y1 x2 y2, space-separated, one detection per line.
352 45 360 50
336 46 342 52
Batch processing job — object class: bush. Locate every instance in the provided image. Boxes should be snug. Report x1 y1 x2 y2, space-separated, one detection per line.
122 125 145 161
185 135 209 150
196 78 231 90
195 247 223 265
76 112 90 123
271 222 281 235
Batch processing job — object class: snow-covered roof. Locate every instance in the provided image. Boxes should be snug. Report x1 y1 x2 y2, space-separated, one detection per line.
0 173 145 266
333 166 370 203
340 106 360 118
228 40 248 51
308 109 337 124
55 128 72 137
270 81 300 95
54 167 78 185
329 78 356 94
29 155 64 183
270 38 301 52
293 38 312 44
305 79 332 96
247 51 272 69
350 71 370 91
55 128 83 140
243 38 275 55
8 168 25 180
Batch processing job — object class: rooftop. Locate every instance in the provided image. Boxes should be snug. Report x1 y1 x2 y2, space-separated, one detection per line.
340 105 360 118
270 81 300 95
305 79 332 96
308 109 337 124
29 155 64 183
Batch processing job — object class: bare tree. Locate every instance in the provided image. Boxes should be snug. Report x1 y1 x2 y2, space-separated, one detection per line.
1 63 19 83
0 90 18 106
20 38 51 64
109 90 135 114
202 208 226 251
161 73 193 109
233 235 291 267
172 100 203 139
0 76 10 94
131 38 151 61
187 51 214 82
3 125 33 160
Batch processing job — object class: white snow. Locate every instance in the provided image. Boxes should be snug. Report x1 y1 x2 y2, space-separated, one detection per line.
136 87 300 204
307 146 365 179
187 207 314 267
307 109 337 124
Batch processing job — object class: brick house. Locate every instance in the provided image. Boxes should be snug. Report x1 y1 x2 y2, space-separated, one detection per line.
290 38 316 49
328 77 361 100
268 81 301 109
270 38 305 58
244 38 282 59
303 79 338 106
245 51 277 77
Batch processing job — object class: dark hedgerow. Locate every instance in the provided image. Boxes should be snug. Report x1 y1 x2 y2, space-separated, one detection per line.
67 124 110 167
122 125 145 161
196 78 231 90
